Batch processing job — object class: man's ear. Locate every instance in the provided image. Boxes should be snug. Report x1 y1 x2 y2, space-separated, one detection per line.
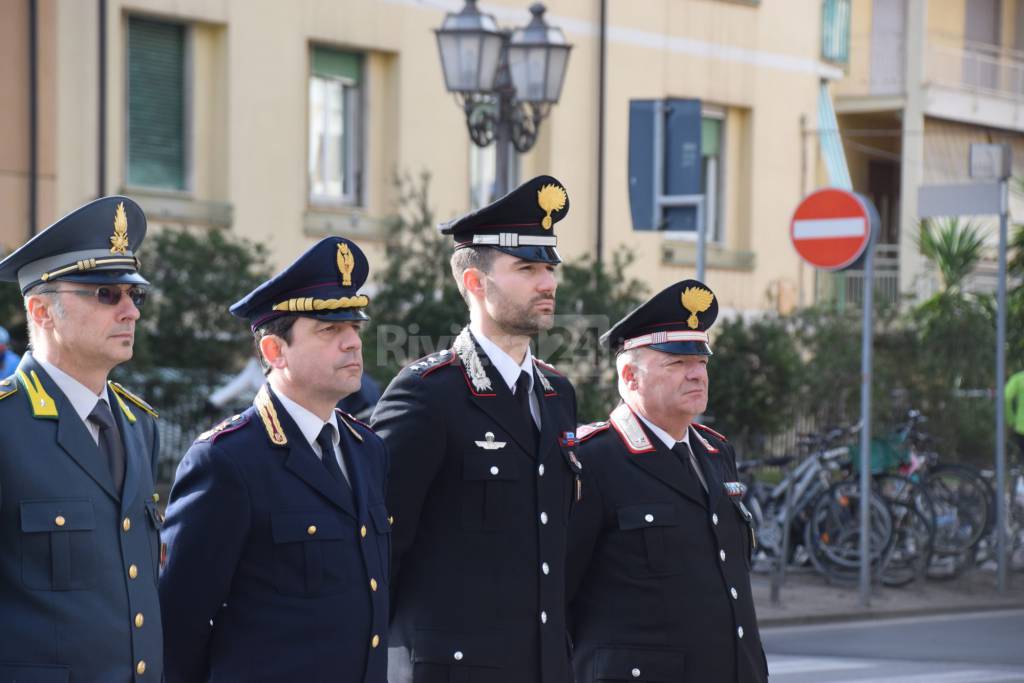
621 358 640 390
258 335 288 370
463 267 486 300
26 295 55 331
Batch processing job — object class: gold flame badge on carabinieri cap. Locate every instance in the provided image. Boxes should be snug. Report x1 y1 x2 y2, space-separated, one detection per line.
537 183 567 230
600 279 719 357
229 236 371 330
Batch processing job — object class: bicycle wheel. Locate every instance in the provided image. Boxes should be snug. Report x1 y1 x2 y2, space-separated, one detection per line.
924 464 991 555
874 475 935 586
804 480 894 583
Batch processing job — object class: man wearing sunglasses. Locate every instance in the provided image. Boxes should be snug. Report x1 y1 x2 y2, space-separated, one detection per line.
0 196 163 681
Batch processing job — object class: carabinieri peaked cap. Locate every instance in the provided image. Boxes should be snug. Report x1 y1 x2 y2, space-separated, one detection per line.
438 174 570 264
230 236 370 330
601 279 719 356
0 195 149 293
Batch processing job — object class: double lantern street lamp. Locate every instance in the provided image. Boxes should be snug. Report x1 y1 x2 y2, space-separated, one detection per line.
435 0 572 197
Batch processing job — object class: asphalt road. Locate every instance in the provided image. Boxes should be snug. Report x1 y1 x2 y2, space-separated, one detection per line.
762 609 1024 682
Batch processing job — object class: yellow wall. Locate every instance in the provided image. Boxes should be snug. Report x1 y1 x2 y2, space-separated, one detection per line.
36 0 833 315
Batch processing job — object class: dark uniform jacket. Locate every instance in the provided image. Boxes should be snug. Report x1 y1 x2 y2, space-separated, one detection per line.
567 404 768 683
371 328 580 683
159 384 390 683
0 354 163 682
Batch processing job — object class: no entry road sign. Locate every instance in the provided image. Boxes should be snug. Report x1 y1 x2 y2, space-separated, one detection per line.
790 188 876 270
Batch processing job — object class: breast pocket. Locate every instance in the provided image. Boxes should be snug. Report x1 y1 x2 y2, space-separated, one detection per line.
20 499 97 591
616 503 686 577
461 452 520 532
412 631 507 683
270 511 352 596
594 647 686 682
368 503 392 584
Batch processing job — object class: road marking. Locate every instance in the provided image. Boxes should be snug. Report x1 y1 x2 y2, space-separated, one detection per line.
768 655 874 675
856 670 1024 683
762 608 1024 635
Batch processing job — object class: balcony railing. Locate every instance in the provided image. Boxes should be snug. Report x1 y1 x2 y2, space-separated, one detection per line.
815 244 901 309
925 38 1024 100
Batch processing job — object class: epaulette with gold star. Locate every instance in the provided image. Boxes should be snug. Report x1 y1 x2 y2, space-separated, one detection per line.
109 381 159 419
197 413 249 443
0 376 18 402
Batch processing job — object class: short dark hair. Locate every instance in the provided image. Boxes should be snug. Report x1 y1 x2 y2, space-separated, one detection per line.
253 314 299 373
450 246 500 304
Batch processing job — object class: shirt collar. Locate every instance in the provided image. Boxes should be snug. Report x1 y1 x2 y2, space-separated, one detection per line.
273 386 339 451
634 410 691 451
33 354 108 424
469 322 534 394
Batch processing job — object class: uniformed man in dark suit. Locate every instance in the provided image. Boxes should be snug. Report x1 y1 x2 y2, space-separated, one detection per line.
567 280 769 683
159 236 390 683
0 196 163 681
372 175 580 683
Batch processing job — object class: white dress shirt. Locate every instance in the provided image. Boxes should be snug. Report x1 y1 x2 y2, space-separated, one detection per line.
469 322 540 428
274 388 350 484
635 411 707 491
35 354 108 445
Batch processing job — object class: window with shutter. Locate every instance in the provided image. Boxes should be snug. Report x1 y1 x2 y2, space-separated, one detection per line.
126 17 187 191
309 46 364 206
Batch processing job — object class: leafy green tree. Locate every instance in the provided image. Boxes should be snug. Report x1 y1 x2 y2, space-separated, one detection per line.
916 217 988 293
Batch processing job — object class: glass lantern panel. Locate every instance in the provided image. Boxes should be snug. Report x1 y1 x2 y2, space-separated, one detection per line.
544 46 570 102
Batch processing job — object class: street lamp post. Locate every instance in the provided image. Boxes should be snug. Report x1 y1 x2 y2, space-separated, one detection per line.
435 0 572 198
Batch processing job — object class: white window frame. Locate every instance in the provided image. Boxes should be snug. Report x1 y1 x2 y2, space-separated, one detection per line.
308 70 363 207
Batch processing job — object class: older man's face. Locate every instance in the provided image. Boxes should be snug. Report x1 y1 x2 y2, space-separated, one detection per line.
636 350 709 420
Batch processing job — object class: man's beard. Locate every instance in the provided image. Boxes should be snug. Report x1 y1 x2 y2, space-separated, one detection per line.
485 279 555 337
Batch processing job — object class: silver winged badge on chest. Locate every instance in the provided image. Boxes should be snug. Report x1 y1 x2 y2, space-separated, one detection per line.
475 431 507 450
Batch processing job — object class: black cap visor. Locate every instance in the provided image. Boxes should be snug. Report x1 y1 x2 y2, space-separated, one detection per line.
647 340 713 356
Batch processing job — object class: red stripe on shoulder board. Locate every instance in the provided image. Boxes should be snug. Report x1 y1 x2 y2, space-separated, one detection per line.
694 422 727 442
533 358 564 376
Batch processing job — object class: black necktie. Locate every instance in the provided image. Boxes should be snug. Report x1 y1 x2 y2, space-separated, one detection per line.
89 400 125 493
672 441 708 493
316 424 347 486
515 370 539 441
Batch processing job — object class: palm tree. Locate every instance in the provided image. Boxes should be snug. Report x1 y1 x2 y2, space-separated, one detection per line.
916 217 988 293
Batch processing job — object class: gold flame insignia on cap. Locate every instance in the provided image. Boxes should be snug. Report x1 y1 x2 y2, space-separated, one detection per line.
680 287 714 329
110 202 129 255
336 243 355 287
537 184 566 230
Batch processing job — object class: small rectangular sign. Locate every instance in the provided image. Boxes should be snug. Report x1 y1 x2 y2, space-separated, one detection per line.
918 183 1002 218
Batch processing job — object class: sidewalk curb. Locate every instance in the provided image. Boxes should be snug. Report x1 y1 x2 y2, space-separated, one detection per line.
759 600 1024 628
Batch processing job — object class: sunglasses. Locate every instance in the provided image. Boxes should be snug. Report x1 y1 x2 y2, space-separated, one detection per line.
38 285 149 308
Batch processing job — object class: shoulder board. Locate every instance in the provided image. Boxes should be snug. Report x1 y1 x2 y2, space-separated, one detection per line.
408 349 455 377
694 422 727 442
109 381 159 418
576 421 610 443
0 376 18 402
197 413 249 443
532 358 564 377
335 409 371 443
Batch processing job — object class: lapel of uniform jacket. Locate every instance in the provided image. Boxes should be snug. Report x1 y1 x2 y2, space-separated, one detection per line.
688 425 724 511
335 409 368 519
533 362 559 464
19 356 120 502
260 385 358 520
612 403 706 508
108 383 145 513
452 328 537 457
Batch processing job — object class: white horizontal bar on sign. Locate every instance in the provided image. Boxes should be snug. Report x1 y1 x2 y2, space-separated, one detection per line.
792 217 866 239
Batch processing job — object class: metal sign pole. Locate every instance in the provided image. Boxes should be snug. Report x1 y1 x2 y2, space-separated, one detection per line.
859 233 875 606
996 177 1009 593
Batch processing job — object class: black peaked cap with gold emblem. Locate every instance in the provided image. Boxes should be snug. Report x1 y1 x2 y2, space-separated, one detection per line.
0 195 149 293
439 174 569 264
230 236 370 330
601 279 719 356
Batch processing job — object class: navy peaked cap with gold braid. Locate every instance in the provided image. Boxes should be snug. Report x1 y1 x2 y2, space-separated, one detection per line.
0 195 149 293
230 236 370 329
438 174 569 264
601 278 719 356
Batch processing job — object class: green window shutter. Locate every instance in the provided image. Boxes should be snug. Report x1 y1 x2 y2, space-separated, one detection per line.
312 46 362 83
127 17 186 190
701 117 721 157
